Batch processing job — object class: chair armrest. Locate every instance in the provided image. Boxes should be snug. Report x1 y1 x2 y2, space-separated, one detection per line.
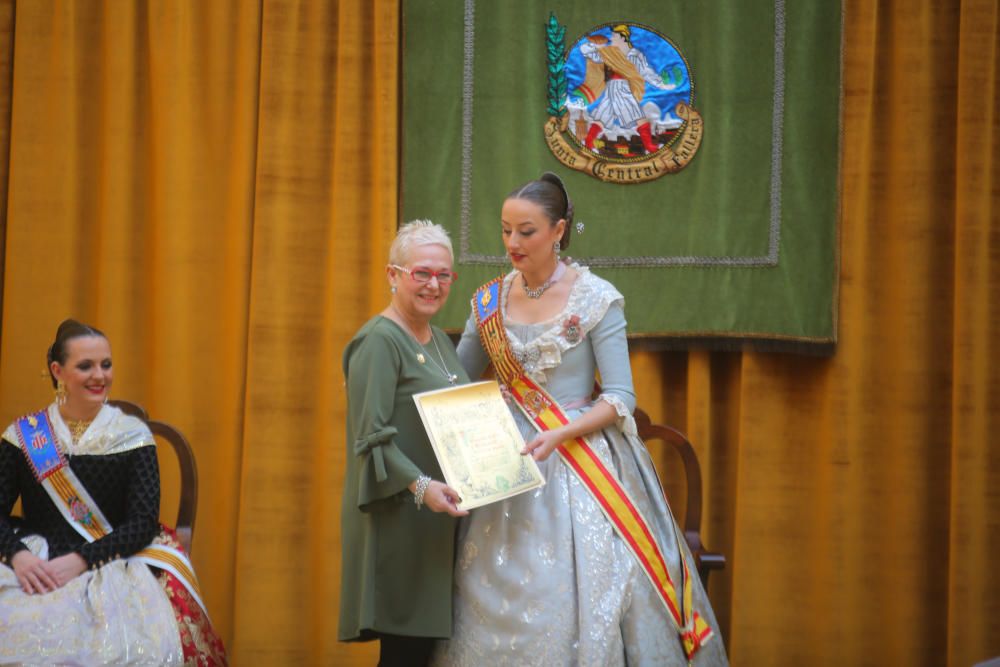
635 408 726 586
109 400 198 554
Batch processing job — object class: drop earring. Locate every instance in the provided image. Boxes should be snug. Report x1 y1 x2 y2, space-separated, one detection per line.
390 285 397 294
55 380 67 406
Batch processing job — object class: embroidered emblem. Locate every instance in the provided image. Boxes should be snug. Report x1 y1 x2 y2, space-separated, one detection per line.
15 412 65 480
480 289 492 308
562 315 583 344
67 495 94 526
522 390 548 418
31 432 49 450
544 15 703 184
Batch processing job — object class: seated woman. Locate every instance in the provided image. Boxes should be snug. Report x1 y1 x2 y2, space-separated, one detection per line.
0 319 226 665
433 173 728 666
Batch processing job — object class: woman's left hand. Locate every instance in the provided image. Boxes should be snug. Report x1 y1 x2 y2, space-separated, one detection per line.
522 429 568 462
42 553 88 588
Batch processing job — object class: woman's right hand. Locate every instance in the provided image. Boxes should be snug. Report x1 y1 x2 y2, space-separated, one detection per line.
423 481 469 517
11 550 58 595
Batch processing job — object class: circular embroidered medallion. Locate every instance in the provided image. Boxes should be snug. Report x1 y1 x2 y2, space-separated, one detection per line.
523 390 547 418
67 495 94 525
544 17 703 183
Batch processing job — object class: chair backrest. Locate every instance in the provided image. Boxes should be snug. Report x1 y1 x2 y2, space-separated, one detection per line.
635 407 725 585
110 400 197 554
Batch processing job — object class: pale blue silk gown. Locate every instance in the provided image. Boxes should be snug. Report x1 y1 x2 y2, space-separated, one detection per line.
432 267 728 667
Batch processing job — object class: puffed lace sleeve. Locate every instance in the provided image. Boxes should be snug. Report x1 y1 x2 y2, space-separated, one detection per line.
456 312 491 380
344 325 423 510
590 301 639 437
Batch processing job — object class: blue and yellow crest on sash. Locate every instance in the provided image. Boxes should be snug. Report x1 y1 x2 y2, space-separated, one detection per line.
14 410 65 480
475 279 501 323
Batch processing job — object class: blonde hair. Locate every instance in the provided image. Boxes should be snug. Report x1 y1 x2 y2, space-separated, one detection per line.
612 24 632 43
389 219 454 265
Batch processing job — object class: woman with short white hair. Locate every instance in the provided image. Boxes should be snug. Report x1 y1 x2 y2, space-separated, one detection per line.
339 220 469 667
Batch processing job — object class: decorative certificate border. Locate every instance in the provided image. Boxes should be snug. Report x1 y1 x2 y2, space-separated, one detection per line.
413 381 545 510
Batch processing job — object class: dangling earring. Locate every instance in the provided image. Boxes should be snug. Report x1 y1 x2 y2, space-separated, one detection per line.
390 285 397 294
553 241 561 259
55 380 67 406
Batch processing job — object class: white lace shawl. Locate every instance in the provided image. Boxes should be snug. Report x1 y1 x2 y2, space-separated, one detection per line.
2 403 154 458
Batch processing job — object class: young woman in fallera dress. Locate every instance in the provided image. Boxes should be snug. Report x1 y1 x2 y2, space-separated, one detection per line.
0 319 226 665
433 174 729 666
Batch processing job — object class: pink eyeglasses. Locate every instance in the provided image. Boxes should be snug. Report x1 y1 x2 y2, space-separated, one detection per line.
391 265 458 285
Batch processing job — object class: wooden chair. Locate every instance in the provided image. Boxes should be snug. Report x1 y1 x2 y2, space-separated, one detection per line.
635 408 725 586
110 400 198 554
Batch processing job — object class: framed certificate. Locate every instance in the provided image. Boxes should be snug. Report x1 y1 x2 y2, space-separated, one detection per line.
413 381 545 510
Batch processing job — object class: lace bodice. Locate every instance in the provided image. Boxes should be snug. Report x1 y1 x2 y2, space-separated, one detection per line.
458 264 638 435
501 265 622 378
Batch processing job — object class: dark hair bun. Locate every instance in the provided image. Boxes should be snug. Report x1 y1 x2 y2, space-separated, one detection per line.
539 172 574 251
506 172 575 251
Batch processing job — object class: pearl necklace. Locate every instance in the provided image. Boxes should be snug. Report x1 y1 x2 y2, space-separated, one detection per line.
521 261 566 299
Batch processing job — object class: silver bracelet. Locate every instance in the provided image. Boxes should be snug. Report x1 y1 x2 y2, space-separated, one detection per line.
413 475 432 510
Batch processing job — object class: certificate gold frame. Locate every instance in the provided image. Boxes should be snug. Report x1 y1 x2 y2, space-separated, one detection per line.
413 381 545 510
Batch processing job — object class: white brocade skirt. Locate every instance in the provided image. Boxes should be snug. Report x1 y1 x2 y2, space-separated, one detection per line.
0 535 184 665
432 411 729 667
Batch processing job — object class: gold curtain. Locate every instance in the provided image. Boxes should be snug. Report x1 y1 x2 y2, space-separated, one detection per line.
0 1 995 666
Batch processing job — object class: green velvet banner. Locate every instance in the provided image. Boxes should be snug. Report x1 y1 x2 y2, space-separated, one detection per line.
402 0 840 348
